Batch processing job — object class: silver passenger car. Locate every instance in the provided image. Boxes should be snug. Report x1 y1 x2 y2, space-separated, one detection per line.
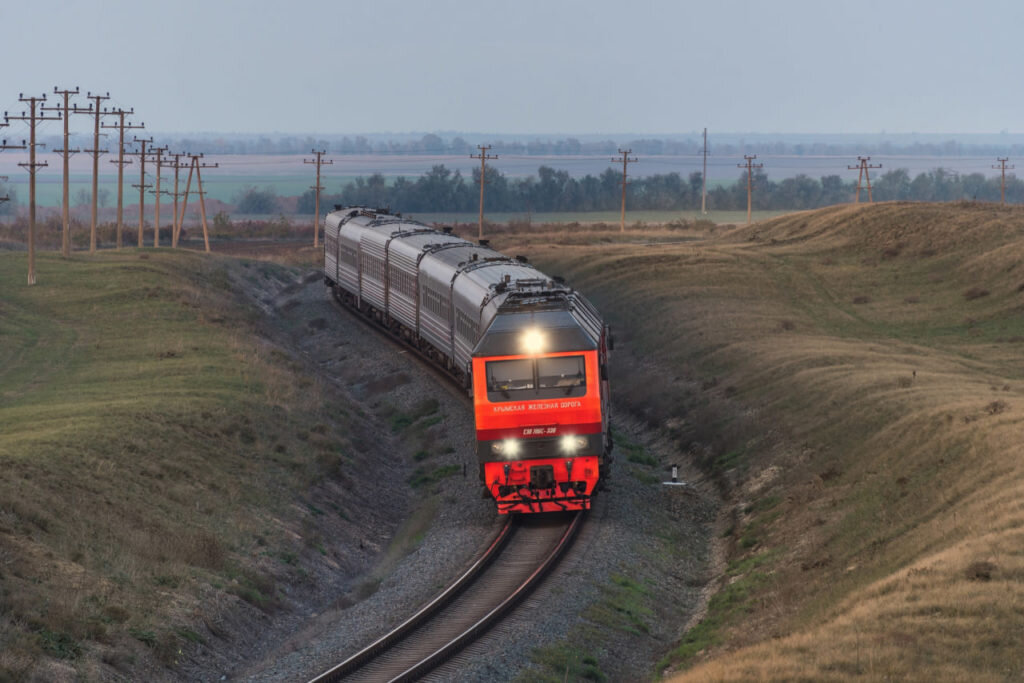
323 206 597 380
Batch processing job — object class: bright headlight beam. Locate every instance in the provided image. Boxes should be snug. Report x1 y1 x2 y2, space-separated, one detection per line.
521 328 545 355
492 438 521 459
560 435 587 453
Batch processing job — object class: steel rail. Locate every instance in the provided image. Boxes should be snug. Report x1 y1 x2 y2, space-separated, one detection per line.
310 283 586 682
308 517 515 683
393 511 584 682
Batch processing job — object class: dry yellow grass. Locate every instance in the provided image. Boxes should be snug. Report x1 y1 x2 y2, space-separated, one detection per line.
488 202 1024 680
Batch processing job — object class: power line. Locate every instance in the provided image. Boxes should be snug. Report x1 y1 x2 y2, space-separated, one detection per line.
612 149 638 232
848 156 882 203
303 149 333 247
738 154 764 224
41 87 80 257
6 93 59 286
470 145 498 239
73 91 111 254
993 157 1014 205
102 108 144 249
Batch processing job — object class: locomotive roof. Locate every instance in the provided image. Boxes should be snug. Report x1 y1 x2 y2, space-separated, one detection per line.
472 303 598 357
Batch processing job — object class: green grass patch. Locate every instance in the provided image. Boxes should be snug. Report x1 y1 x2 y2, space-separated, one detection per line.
629 468 662 485
408 464 461 488
744 495 782 516
520 642 608 683
714 448 747 472
582 573 653 636
658 567 773 672
0 250 351 675
35 628 82 660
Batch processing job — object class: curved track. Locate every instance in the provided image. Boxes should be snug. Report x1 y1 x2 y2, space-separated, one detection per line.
310 512 582 682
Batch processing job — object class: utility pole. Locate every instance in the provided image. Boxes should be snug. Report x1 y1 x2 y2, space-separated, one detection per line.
612 149 638 232
149 146 169 246
102 108 143 249
6 94 59 286
74 91 111 253
470 145 498 239
701 128 709 215
162 151 190 248
41 87 80 257
848 156 882 204
738 154 764 225
303 149 333 247
128 137 154 247
0 128 27 206
179 154 218 252
993 158 1014 205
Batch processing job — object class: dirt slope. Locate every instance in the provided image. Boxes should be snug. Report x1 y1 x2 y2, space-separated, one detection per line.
490 202 1024 680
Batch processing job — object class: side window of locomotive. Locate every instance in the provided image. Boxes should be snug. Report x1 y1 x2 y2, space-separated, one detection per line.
486 359 535 401
537 356 586 397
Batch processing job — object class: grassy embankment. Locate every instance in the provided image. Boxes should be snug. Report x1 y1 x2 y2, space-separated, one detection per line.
0 250 356 679
490 202 1024 680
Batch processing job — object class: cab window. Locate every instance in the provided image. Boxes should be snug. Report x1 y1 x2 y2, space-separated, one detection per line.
485 356 586 402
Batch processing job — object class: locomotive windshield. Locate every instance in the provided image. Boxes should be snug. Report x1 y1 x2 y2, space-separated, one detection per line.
486 355 586 402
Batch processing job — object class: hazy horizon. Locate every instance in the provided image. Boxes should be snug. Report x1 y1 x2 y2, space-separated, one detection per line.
3 0 1023 136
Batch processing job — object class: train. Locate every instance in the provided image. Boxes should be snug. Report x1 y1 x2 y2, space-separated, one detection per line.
322 206 612 514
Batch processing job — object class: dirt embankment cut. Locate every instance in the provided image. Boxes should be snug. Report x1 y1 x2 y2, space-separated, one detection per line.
0 250 478 681
489 202 1024 681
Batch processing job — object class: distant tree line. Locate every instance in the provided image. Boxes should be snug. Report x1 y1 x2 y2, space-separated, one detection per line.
278 165 1024 215
39 130 1024 158
0 180 16 215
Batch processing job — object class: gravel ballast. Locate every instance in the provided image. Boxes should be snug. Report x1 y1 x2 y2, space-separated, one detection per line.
184 264 720 682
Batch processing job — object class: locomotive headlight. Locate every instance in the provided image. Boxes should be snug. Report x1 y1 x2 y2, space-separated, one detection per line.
560 435 588 453
521 328 546 355
492 438 521 458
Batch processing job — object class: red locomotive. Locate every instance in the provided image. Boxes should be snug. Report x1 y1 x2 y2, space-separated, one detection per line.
323 207 612 514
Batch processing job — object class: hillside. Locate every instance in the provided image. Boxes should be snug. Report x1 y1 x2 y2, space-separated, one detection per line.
0 249 459 681
490 202 1024 680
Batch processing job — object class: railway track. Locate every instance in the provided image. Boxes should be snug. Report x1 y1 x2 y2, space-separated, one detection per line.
310 511 583 682
311 283 587 680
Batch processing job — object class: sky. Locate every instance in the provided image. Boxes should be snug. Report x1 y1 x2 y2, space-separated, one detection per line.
1 0 1023 136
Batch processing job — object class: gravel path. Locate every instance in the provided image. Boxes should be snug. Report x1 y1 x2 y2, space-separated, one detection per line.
186 264 720 682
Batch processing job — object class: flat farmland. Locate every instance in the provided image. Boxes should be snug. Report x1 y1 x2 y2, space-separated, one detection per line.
0 153 1009 211
406 209 793 225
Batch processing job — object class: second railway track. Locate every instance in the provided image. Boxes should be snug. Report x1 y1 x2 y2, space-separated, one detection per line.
311 511 583 682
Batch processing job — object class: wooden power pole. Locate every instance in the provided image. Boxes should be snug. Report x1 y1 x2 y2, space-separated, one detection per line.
6 94 59 285
179 154 218 252
128 137 154 248
993 158 1014 205
738 154 763 225
303 149 333 247
74 92 111 253
849 156 882 204
41 87 80 257
149 146 169 246
612 148 638 232
470 145 498 240
701 128 709 215
162 151 190 248
102 108 143 249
